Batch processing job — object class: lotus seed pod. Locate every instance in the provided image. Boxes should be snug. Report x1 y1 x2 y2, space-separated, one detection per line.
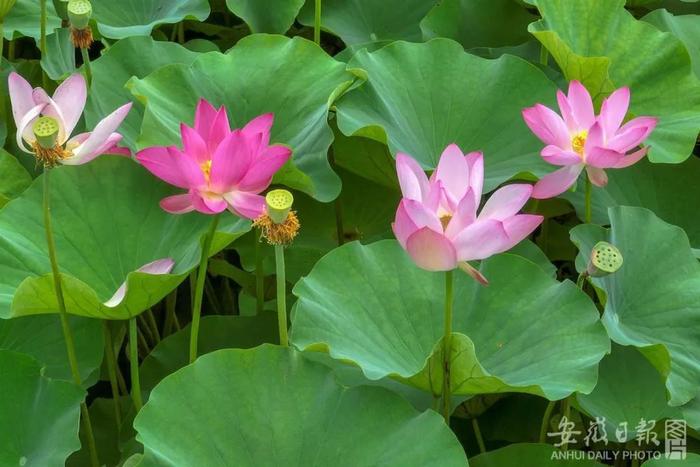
0 0 16 19
265 189 294 225
33 116 60 149
587 241 623 278
67 0 91 30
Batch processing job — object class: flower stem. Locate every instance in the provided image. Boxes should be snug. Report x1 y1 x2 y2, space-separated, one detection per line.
314 0 321 44
539 400 556 443
539 44 549 66
472 417 486 453
145 309 160 343
274 244 288 346
255 230 264 314
584 173 592 224
39 0 47 56
43 169 100 467
441 270 454 422
102 321 122 428
129 317 143 411
80 47 92 86
188 214 220 363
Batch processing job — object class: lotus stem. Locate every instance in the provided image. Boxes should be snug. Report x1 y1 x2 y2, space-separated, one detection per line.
255 230 264 314
145 309 161 343
43 169 100 467
441 269 454 422
314 0 321 44
80 46 92 85
538 400 556 443
129 317 143 411
472 417 486 453
584 173 592 224
274 244 288 346
188 213 220 363
163 291 177 335
539 44 548 66
39 0 47 56
102 321 122 428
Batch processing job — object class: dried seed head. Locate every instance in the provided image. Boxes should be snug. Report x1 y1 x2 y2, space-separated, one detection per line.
587 241 623 278
68 0 91 29
253 211 300 246
70 24 93 49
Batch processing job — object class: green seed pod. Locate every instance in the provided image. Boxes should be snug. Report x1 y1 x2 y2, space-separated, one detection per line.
0 0 16 20
33 116 60 149
265 189 294 225
587 241 623 278
67 0 91 30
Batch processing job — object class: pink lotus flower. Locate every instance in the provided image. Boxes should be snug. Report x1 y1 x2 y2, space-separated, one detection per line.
392 144 543 284
9 72 132 165
136 99 291 219
522 81 657 199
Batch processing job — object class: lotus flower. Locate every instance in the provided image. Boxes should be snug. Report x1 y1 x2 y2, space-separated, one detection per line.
136 99 291 219
392 144 543 283
522 81 657 199
9 72 132 166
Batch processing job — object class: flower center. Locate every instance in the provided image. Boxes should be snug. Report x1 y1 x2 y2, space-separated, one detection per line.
440 215 452 231
200 160 212 182
571 130 587 156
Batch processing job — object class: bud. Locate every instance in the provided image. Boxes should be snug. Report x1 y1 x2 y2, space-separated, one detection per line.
0 0 16 20
265 189 294 225
587 241 623 278
33 116 60 149
67 0 91 29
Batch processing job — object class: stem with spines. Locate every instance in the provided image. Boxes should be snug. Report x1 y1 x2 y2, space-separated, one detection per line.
274 244 288 346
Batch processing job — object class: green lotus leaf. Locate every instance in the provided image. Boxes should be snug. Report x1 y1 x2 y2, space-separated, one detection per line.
563 157 700 248
644 9 700 78
0 149 31 208
421 0 537 49
130 34 357 202
86 36 200 151
529 0 700 163
0 157 249 320
570 206 700 405
0 314 103 386
470 443 604 466
3 0 61 41
140 314 278 396
134 345 468 466
40 28 76 81
644 454 700 466
682 396 700 430
291 240 610 399
298 0 438 45
0 349 83 466
334 39 557 192
225 0 304 33
90 0 210 39
577 344 681 439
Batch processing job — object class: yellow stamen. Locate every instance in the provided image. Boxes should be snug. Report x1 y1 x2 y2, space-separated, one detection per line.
571 130 588 156
253 211 300 246
439 215 452 231
31 141 71 168
201 160 212 181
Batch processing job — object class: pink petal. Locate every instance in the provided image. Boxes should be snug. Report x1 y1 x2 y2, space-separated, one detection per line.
181 123 209 164
160 193 195 214
224 191 266 219
585 146 622 169
242 113 274 147
191 192 227 214
208 106 231 154
72 103 132 162
478 184 533 221
566 81 595 129
63 132 127 165
613 146 648 169
499 214 544 252
607 116 657 153
599 87 630 136
396 152 429 201
402 198 443 233
586 166 608 187
522 104 570 148
532 164 584 199
458 262 489 286
444 189 476 239
465 151 484 204
51 73 87 140
433 144 469 202
584 121 605 150
541 145 582 166
405 227 458 271
209 130 254 192
8 72 39 132
556 90 577 132
104 258 175 307
392 202 419 248
136 146 205 189
194 99 219 136
15 104 45 153
236 145 291 193
452 219 508 261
